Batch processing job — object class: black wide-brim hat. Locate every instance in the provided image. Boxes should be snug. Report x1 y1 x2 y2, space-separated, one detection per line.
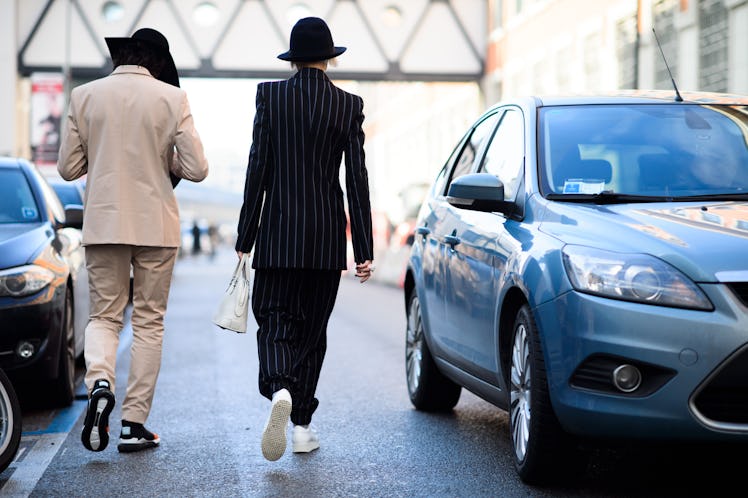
105 27 180 87
278 17 346 62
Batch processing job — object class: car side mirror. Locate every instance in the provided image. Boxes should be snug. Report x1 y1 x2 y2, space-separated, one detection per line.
446 173 514 214
63 204 83 229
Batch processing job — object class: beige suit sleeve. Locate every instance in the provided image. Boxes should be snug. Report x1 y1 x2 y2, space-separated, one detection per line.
171 93 209 182
57 91 87 181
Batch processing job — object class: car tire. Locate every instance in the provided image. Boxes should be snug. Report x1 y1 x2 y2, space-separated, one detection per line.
0 367 21 474
50 288 77 407
405 290 461 411
510 304 588 484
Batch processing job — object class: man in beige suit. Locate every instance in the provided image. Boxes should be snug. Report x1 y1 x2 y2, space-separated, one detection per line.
57 28 208 453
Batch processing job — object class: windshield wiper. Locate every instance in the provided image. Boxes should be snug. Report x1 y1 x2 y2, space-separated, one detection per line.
546 191 669 204
675 193 748 201
546 191 748 204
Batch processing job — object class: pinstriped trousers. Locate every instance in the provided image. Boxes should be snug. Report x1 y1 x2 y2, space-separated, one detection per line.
252 268 341 426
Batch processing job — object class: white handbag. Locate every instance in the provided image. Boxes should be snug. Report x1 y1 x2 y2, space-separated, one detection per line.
212 253 251 333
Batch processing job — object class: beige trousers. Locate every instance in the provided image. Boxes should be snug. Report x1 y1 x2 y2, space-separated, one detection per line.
83 244 178 424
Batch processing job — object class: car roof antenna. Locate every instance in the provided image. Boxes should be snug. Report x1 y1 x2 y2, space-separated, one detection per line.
652 28 683 102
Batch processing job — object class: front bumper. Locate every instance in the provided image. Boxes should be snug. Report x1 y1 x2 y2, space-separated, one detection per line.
0 283 65 378
534 282 748 441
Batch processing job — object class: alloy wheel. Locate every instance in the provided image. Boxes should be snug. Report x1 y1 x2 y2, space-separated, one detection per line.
405 295 423 394
510 322 531 462
0 381 12 455
49 290 77 406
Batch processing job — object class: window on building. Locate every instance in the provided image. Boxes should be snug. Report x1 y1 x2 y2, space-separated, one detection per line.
584 33 602 91
698 0 728 92
493 0 503 30
616 15 637 89
556 45 573 92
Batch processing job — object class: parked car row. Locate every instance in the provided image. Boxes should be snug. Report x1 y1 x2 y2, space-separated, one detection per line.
404 91 748 484
0 157 88 406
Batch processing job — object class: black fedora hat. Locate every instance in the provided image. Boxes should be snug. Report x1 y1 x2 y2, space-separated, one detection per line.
278 17 346 62
105 28 180 87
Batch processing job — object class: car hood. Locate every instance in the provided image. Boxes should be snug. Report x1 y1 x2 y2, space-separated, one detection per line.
0 223 50 270
538 200 748 282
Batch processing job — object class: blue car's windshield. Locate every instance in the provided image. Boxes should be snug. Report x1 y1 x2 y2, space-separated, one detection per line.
538 104 748 198
0 170 41 223
52 184 82 207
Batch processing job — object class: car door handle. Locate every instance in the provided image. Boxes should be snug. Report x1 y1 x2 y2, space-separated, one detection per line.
444 235 461 247
415 226 430 236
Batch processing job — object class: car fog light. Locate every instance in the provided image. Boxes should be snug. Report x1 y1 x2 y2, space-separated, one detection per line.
16 341 35 359
612 364 641 393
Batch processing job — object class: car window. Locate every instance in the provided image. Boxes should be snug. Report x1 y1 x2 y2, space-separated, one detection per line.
443 112 501 194
52 183 82 207
433 131 470 197
480 108 525 200
0 170 41 223
430 164 448 199
34 171 65 223
539 104 748 196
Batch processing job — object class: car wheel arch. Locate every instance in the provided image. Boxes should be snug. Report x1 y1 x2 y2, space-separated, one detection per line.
403 268 415 312
49 284 77 406
498 287 529 389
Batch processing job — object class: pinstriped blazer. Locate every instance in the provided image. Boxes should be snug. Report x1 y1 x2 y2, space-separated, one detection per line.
235 67 373 270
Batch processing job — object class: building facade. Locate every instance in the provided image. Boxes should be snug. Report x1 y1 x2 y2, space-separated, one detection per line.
483 0 748 105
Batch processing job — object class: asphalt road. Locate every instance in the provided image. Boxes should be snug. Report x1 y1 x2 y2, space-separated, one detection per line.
2 248 745 497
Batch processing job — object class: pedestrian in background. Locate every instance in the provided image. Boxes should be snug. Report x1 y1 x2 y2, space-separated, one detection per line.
192 220 202 255
208 223 219 260
57 27 209 454
235 16 374 461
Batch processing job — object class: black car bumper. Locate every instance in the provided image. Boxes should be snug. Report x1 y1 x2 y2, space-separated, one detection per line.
0 283 65 379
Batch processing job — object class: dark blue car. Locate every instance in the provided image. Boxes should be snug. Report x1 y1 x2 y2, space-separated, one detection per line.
47 176 85 209
0 157 88 406
404 91 748 484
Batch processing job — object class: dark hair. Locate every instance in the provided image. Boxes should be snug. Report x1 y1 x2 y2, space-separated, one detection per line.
112 40 166 78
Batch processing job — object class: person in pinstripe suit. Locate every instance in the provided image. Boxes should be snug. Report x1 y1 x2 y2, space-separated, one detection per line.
235 17 374 461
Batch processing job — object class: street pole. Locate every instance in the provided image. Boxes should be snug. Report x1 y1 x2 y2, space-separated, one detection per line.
63 0 72 111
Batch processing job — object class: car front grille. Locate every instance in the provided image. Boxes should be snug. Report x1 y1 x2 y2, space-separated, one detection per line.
691 345 748 429
726 283 748 308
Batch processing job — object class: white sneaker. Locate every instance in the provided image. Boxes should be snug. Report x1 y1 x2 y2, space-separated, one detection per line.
261 389 292 461
292 424 320 453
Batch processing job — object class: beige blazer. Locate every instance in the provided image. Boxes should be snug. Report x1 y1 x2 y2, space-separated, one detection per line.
57 65 209 247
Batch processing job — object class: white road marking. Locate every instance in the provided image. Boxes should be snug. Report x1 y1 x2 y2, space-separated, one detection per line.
0 433 68 497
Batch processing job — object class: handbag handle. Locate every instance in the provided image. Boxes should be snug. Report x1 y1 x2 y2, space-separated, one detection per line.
229 253 249 280
236 253 249 278
231 254 250 316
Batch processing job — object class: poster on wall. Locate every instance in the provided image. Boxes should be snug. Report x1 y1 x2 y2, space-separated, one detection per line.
30 72 64 168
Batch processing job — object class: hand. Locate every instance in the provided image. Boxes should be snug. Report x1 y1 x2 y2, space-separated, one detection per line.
355 260 374 283
237 251 245 260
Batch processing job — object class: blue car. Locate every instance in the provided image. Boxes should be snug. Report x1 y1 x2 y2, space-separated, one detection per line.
47 176 85 209
0 157 88 406
403 91 748 484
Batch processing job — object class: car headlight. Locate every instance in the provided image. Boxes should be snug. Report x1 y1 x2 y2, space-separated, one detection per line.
562 245 713 310
0 265 55 297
